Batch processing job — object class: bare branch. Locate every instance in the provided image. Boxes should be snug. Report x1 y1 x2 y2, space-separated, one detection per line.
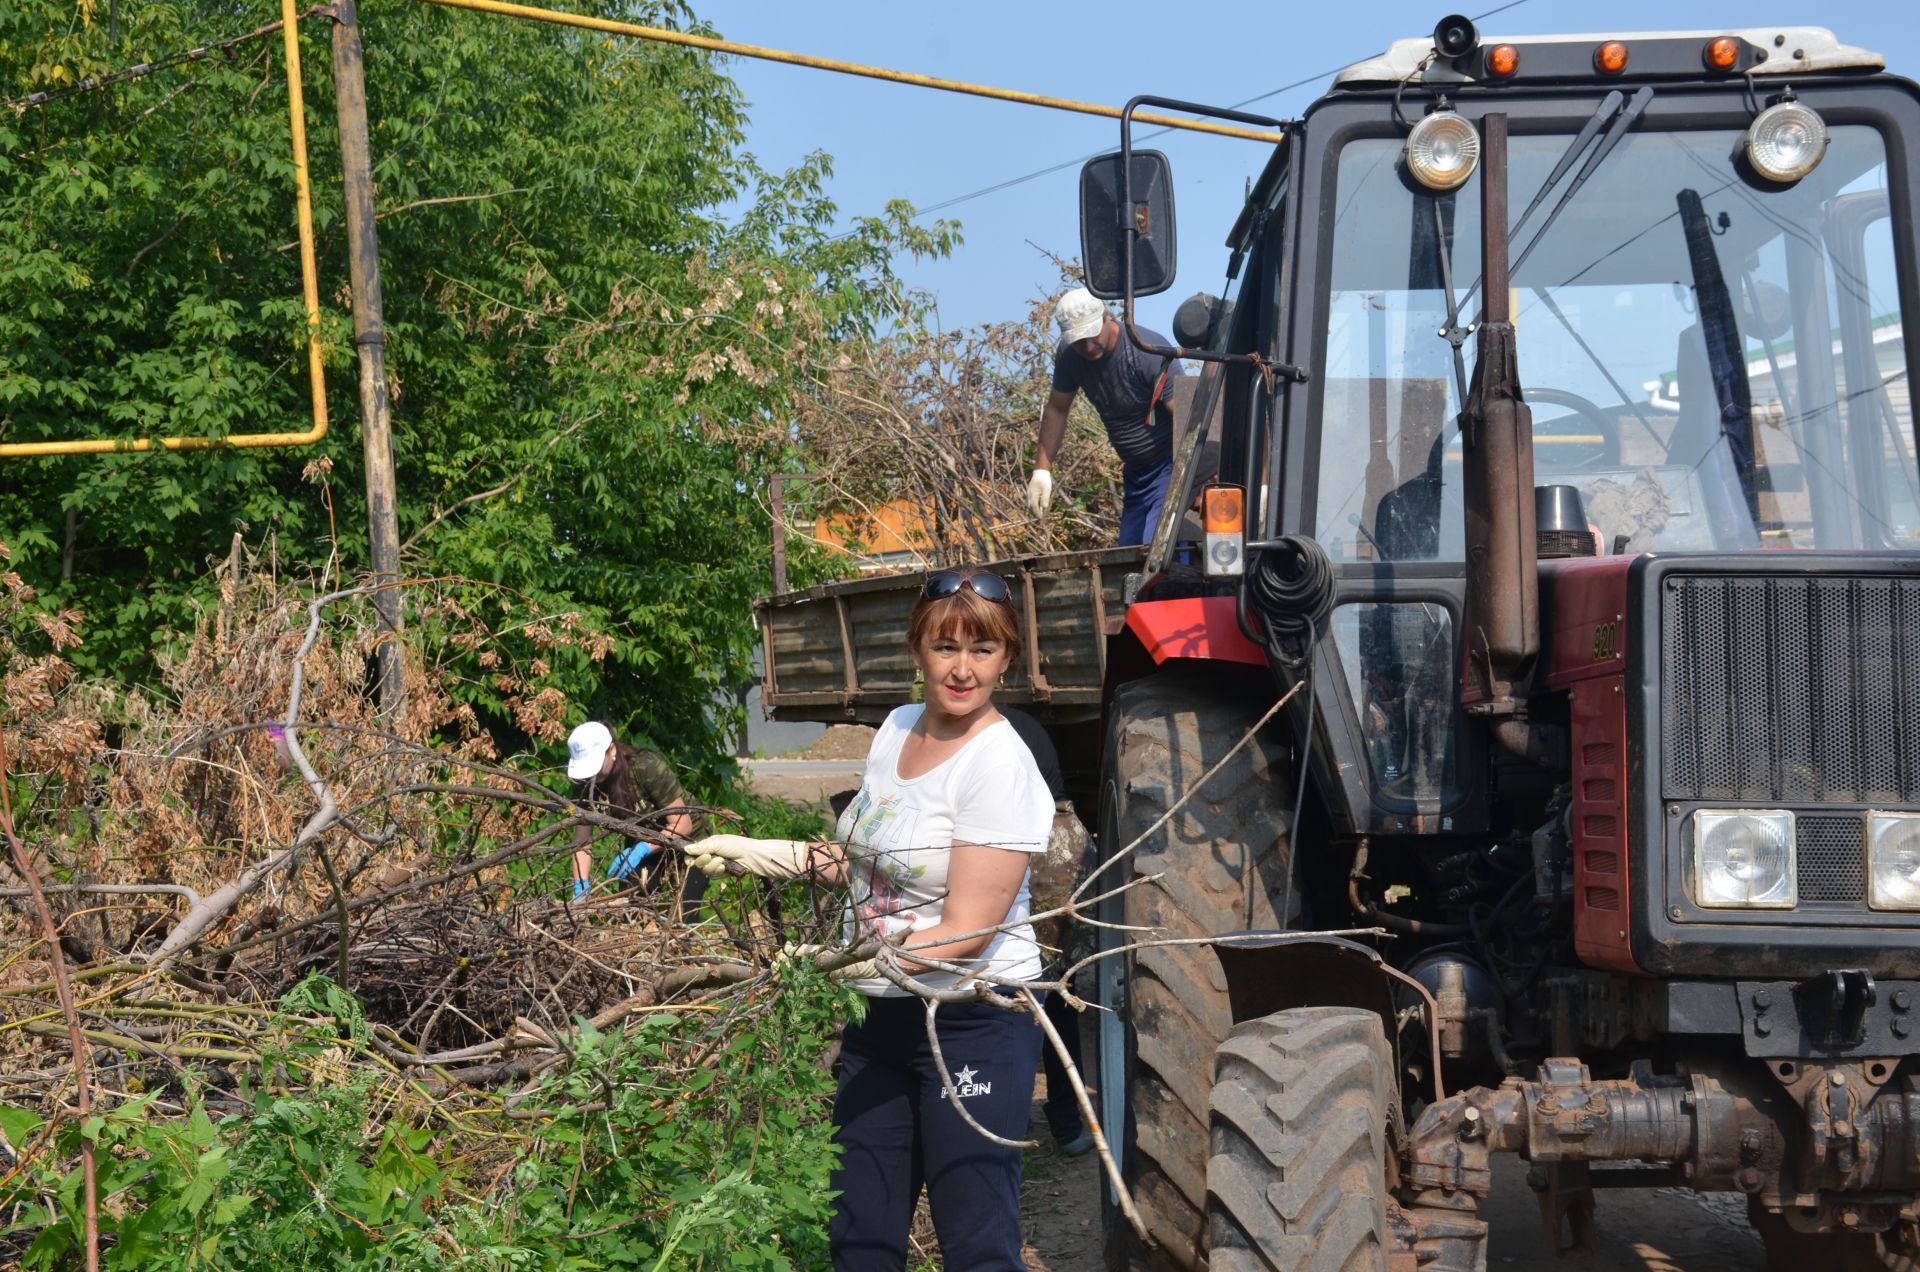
145 582 378 965
1019 985 1143 1242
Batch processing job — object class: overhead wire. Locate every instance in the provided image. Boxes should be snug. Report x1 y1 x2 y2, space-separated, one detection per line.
900 69 1330 223
895 0 1539 225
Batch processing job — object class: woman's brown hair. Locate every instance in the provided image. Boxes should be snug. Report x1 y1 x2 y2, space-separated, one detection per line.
907 576 1019 651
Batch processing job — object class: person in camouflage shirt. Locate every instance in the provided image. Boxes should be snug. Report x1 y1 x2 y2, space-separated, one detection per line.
565 722 705 916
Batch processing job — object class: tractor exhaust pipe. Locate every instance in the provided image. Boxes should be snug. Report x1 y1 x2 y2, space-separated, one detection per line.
1459 113 1539 717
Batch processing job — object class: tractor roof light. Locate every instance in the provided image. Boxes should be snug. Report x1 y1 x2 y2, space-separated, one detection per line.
1594 41 1629 75
1745 99 1829 183
1405 109 1481 191
1704 35 1742 72
1485 43 1520 79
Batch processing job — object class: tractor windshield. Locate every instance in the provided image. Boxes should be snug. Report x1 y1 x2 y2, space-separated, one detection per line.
1314 121 1914 562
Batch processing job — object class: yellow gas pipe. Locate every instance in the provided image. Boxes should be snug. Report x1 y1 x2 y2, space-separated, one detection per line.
0 0 328 460
416 0 1286 146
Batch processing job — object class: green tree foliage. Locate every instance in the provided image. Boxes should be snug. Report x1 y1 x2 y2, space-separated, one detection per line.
0 0 954 782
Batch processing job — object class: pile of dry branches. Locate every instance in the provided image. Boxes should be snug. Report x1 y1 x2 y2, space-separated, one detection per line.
0 541 844 1260
0 536 1378 1265
785 294 1126 567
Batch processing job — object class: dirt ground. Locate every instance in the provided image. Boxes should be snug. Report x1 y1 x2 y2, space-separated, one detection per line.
784 723 876 761
1016 1082 1111 1272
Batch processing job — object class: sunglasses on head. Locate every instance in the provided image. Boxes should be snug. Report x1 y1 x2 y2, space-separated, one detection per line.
922 569 1013 605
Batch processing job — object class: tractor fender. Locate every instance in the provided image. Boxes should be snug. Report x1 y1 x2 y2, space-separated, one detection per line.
1123 595 1267 668
1210 933 1403 1074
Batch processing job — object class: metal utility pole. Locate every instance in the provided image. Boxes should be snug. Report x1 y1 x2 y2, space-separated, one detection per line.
330 0 405 721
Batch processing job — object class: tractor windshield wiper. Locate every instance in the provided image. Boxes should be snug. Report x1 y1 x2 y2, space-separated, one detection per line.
1510 91 1626 244
1679 186 1762 538
1507 86 1655 288
1442 86 1653 339
1449 88 1625 326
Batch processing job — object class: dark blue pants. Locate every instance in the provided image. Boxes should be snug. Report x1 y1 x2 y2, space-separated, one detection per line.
1119 459 1173 547
828 993 1043 1270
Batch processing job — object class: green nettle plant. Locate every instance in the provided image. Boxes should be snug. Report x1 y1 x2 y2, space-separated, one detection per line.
0 0 955 786
2 970 855 1268
449 962 851 1270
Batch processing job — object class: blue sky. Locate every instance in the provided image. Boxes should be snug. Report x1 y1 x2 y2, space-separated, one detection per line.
691 0 1918 334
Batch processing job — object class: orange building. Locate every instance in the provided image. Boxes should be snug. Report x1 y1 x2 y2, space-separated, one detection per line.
798 500 944 573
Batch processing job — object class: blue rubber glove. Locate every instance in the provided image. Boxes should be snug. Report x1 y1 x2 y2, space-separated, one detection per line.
608 842 657 879
571 878 590 902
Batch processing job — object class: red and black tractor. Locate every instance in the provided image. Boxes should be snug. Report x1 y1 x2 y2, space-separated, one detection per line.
1081 16 1920 1269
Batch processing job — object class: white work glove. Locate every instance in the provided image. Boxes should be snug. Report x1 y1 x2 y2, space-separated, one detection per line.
1026 469 1054 516
686 833 812 880
780 940 895 983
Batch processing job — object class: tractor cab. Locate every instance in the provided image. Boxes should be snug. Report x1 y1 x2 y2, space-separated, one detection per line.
1081 19 1920 1271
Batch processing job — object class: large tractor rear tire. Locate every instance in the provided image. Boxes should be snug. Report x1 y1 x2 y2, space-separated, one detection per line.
1206 1008 1397 1272
1096 667 1295 1271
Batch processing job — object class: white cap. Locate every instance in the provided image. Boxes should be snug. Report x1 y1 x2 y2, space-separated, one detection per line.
1053 287 1108 344
566 721 614 780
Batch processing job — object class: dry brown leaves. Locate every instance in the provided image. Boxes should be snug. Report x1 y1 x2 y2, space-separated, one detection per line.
785 295 1125 568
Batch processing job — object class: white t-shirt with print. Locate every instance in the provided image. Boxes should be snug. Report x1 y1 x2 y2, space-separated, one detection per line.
836 705 1055 997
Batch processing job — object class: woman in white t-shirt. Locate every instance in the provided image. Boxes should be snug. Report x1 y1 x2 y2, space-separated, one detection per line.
689 568 1054 1270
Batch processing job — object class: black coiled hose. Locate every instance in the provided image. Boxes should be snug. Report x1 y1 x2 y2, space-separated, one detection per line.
1247 535 1336 667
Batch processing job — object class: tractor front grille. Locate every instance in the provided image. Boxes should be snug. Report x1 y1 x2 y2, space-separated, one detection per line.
1797 815 1867 903
1661 574 1920 805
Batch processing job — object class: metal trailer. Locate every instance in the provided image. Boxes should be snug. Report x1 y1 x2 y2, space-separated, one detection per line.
757 546 1143 729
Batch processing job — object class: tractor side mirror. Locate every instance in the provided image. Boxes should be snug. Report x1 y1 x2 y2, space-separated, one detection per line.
1079 150 1177 300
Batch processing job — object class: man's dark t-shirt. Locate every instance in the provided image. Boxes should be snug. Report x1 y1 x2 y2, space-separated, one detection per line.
1050 326 1182 471
1000 708 1064 802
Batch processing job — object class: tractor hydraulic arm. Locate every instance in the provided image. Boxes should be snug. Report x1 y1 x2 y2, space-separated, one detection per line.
1393 1058 1920 1271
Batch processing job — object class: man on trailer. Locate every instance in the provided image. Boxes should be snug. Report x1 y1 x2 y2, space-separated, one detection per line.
1027 287 1181 545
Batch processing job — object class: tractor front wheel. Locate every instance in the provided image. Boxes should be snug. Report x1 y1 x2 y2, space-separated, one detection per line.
1206 1007 1399 1271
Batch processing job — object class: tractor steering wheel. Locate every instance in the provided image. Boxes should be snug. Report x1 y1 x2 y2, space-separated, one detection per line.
1525 387 1620 469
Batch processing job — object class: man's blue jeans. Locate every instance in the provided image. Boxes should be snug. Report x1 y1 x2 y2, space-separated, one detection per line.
1118 459 1172 547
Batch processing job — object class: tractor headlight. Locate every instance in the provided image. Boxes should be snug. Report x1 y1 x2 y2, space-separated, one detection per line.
1405 110 1480 192
1691 810 1796 909
1868 814 1920 910
1744 101 1828 184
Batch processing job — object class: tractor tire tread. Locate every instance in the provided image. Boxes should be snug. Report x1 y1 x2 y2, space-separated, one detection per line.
1205 1007 1394 1272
